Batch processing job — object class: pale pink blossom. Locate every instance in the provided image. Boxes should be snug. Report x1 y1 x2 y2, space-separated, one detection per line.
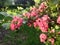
23 12 31 18
39 33 47 43
57 16 60 24
48 38 55 45
50 29 55 33
39 2 47 12
41 15 50 22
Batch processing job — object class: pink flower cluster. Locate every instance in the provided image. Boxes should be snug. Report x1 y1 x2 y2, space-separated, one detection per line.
23 2 47 19
39 2 47 12
37 15 56 45
36 18 48 32
9 2 60 45
39 33 55 45
33 15 50 32
10 16 23 31
23 8 38 19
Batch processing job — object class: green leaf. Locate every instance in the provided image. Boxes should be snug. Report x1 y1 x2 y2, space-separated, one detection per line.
0 14 5 20
34 0 40 4
2 23 10 30
55 25 59 30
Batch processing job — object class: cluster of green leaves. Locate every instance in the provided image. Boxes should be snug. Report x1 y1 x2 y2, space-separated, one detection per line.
2 24 45 45
0 12 12 29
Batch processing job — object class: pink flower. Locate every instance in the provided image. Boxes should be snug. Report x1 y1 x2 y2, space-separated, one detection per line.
36 18 48 32
48 38 55 45
23 12 31 19
10 16 23 30
41 15 50 22
17 18 23 28
50 29 55 33
39 2 47 12
57 16 60 24
31 11 38 17
39 33 47 43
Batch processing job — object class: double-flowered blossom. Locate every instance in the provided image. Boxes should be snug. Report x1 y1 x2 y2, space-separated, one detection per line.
41 15 50 22
31 11 38 17
10 16 23 30
39 33 47 43
33 15 50 32
36 18 48 32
